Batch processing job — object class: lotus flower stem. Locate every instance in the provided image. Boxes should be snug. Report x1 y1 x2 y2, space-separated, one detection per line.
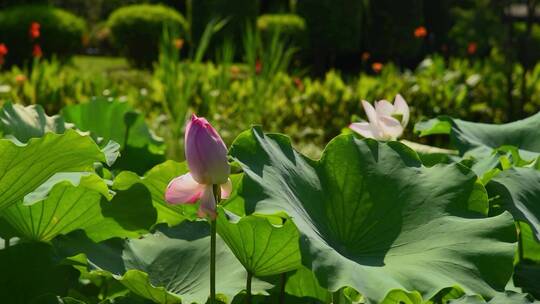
246 271 253 304
210 216 217 304
210 183 221 304
279 273 287 304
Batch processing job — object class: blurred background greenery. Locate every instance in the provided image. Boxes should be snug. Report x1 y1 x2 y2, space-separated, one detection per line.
0 0 539 159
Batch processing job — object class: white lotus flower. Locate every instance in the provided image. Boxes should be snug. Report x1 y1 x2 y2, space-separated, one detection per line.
349 94 409 141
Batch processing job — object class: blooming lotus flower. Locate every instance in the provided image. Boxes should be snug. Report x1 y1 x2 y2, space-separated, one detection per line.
349 94 410 141
165 114 231 219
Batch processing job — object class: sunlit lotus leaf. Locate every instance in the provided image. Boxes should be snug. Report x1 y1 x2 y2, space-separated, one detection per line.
217 209 302 277
230 127 516 304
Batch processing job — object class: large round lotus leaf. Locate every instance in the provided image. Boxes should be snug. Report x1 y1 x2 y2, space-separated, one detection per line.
61 221 273 304
217 209 302 277
2 173 157 242
487 168 540 241
112 160 188 226
0 130 108 212
414 113 540 160
229 127 516 304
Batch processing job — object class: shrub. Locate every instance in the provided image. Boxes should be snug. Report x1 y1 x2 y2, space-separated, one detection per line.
296 0 365 72
107 4 187 67
0 5 86 66
188 0 258 46
257 14 306 45
367 0 424 64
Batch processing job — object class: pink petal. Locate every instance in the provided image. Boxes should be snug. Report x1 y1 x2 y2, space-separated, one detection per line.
361 100 379 125
198 185 217 219
379 116 404 139
375 100 394 117
220 178 233 199
165 172 205 205
349 122 375 139
393 94 410 127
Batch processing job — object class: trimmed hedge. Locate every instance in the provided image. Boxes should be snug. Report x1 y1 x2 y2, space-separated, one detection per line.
107 4 187 67
257 14 306 45
0 5 86 66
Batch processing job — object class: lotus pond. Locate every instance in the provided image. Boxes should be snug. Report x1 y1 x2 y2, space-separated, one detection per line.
0 92 539 304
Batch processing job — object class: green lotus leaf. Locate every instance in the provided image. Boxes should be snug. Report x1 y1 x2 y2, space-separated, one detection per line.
414 113 540 160
217 209 302 277
0 242 79 303
1 172 157 242
61 97 165 174
229 127 516 304
0 102 71 143
0 130 108 212
448 291 539 303
284 266 331 302
487 168 540 241
60 221 273 304
112 160 188 226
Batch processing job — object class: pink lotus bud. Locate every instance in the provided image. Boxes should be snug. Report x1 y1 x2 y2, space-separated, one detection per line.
185 114 230 185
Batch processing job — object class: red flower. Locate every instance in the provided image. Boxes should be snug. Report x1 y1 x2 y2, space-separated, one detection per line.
32 44 42 58
0 43 7 65
0 43 8 57
293 77 304 91
361 52 371 62
372 62 383 74
255 59 262 74
467 42 477 55
173 38 184 50
29 22 41 39
414 26 427 38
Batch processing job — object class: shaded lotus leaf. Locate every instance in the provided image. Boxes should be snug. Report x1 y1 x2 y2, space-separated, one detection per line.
62 97 165 174
487 168 540 241
229 127 516 304
414 113 540 160
56 221 273 304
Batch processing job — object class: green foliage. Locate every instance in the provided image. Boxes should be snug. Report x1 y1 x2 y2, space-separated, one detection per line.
188 0 258 48
256 14 306 46
107 4 187 67
0 5 86 66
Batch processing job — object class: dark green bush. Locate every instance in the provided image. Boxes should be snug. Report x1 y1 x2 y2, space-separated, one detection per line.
367 0 424 64
188 0 258 46
107 4 187 67
296 0 365 71
0 5 86 66
257 14 306 45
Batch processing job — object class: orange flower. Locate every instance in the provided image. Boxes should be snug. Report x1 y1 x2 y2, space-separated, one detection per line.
293 77 304 91
414 26 427 38
467 42 477 55
361 52 371 62
255 59 262 74
15 74 27 84
32 44 42 58
372 62 383 73
29 22 41 39
0 43 8 57
230 65 240 77
173 38 184 50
